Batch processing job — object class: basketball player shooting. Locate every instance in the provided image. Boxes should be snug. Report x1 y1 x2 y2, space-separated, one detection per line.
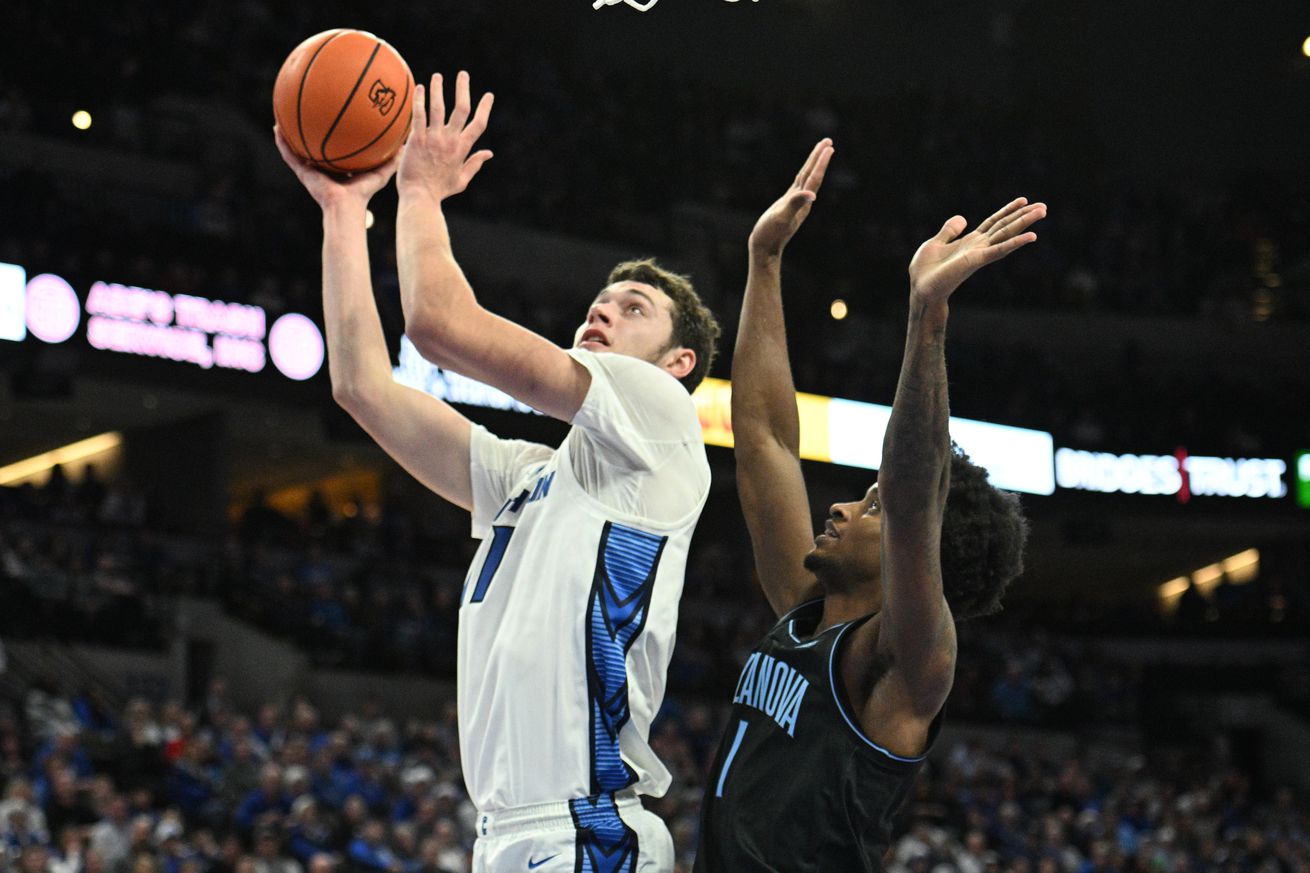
275 70 720 873
694 140 1043 872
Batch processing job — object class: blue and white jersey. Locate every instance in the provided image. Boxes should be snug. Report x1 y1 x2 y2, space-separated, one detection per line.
458 348 710 812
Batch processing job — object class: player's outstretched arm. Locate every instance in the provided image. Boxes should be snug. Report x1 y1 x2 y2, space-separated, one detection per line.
275 128 475 511
734 139 834 616
875 198 1046 712
395 71 592 424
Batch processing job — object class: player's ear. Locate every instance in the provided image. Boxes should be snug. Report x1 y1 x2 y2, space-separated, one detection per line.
660 346 696 381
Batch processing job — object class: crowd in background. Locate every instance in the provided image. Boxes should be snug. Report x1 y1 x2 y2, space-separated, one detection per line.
2 2 1309 458
0 672 1306 873
3 468 1307 729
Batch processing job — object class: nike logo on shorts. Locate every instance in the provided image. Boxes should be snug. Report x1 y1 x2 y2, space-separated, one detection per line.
527 855 559 869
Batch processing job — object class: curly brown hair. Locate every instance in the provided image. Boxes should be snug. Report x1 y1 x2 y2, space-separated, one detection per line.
606 259 721 392
939 445 1030 621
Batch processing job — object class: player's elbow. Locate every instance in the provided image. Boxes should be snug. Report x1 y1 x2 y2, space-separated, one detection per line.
405 301 484 371
877 463 949 516
877 484 943 528
330 378 373 419
404 317 459 370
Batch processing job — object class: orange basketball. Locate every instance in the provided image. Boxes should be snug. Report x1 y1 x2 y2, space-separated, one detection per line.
273 29 414 174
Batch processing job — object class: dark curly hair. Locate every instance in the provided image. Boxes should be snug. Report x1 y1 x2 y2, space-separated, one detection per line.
606 259 721 392
939 446 1030 621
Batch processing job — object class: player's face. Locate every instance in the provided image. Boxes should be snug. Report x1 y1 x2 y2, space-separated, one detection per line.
574 281 683 368
805 484 883 586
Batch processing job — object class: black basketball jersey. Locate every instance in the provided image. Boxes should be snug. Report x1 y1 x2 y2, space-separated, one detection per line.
694 599 942 873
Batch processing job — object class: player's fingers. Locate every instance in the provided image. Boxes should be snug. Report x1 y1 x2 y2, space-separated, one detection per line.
989 203 1047 242
272 125 293 159
794 138 832 188
272 126 310 173
429 74 444 128
981 232 1037 264
803 145 833 194
448 70 472 130
975 197 1028 235
463 92 494 142
462 150 494 186
933 215 968 243
412 83 428 135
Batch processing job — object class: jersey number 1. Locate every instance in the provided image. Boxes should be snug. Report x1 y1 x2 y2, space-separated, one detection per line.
714 719 749 798
468 526 514 604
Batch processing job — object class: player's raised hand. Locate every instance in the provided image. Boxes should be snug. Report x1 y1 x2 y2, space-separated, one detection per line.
908 198 1046 304
748 138 834 258
274 125 400 210
398 70 494 201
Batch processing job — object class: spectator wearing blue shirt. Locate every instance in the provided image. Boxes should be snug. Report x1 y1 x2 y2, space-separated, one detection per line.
346 820 401 873
389 768 433 824
234 764 289 835
286 797 334 866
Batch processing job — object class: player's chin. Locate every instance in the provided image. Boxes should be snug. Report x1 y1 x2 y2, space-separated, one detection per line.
802 546 828 574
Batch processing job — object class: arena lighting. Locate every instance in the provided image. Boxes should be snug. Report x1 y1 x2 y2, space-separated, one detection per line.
71 110 92 131
365 209 375 230
1158 577 1190 601
0 262 25 341
25 273 81 343
1297 453 1310 508
392 340 1055 493
830 299 848 320
1303 35 1310 58
1158 548 1260 603
0 432 123 486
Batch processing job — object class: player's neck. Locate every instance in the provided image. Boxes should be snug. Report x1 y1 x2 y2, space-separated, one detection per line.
816 588 881 635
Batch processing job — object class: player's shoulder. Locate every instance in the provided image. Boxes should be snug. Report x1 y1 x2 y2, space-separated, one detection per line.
569 347 685 389
569 348 698 419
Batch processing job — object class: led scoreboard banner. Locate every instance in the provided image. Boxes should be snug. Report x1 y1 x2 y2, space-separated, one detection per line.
1054 448 1288 502
394 337 1058 496
2 262 325 381
2 260 1298 505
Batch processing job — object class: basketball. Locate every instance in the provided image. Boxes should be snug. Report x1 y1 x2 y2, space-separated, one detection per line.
273 29 414 174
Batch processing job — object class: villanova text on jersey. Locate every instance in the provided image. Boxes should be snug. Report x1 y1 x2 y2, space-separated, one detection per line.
696 600 942 873
730 652 810 737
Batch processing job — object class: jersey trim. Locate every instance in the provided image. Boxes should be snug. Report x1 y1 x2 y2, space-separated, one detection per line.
785 619 825 649
586 521 668 794
827 622 927 765
773 597 824 634
569 793 639 873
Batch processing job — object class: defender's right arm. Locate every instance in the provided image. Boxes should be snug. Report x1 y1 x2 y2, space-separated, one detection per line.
275 129 474 511
733 140 833 616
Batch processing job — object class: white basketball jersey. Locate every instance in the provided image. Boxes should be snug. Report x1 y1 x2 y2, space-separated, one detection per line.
457 349 710 812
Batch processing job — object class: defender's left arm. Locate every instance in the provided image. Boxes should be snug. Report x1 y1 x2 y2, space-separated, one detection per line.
876 198 1046 714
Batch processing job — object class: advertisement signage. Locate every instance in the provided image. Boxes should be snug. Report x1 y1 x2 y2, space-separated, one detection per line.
691 378 1056 496
2 263 324 382
1054 448 1288 502
0 262 26 341
1297 453 1310 509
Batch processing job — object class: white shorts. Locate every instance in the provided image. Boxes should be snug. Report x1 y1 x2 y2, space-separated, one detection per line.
472 791 674 873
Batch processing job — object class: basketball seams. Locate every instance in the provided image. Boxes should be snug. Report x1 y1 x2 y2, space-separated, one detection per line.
325 75 411 164
318 41 383 171
294 30 346 168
